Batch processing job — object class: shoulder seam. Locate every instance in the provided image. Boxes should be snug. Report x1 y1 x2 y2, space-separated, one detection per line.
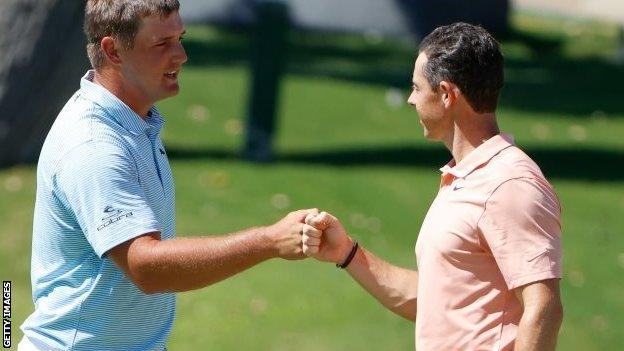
475 176 539 250
53 138 133 180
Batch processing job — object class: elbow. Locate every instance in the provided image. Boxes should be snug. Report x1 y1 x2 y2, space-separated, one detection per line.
389 298 417 322
133 275 163 295
129 267 162 294
409 309 417 323
107 233 167 294
127 250 166 294
399 309 416 323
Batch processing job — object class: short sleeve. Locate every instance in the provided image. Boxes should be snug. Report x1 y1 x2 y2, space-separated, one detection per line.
56 141 161 257
478 177 562 289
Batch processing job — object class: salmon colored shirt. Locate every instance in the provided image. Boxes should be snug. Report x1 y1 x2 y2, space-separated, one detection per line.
415 134 562 351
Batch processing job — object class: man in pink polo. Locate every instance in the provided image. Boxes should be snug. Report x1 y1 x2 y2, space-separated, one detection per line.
302 23 563 350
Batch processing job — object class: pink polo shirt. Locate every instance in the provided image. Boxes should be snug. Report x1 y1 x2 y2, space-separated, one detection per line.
415 134 562 351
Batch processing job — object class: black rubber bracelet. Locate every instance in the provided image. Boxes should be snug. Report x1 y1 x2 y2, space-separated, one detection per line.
336 241 359 269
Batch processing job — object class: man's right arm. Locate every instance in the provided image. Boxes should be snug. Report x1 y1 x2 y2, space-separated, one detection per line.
304 212 418 321
107 209 316 294
57 142 316 294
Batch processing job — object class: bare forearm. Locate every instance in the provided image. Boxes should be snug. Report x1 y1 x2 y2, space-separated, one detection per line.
346 246 418 321
132 227 275 293
302 211 417 320
515 305 563 351
110 209 313 294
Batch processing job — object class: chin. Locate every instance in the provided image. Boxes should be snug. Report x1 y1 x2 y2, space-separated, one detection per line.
422 129 443 141
424 133 439 141
168 87 180 97
160 85 180 100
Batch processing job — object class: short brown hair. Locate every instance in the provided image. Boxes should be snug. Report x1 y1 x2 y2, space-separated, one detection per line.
84 0 180 69
419 22 504 113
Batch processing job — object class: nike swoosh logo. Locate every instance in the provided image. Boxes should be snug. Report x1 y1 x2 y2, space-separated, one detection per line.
453 185 464 191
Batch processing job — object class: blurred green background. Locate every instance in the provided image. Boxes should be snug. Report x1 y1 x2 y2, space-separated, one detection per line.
1 12 623 350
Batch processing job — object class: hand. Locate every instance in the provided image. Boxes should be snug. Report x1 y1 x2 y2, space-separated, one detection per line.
267 208 318 260
302 211 353 264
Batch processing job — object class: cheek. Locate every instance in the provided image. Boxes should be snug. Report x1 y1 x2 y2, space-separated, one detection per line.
129 60 154 80
410 95 425 112
416 101 434 117
137 51 163 72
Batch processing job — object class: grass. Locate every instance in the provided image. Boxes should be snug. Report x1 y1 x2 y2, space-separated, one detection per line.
2 11 624 350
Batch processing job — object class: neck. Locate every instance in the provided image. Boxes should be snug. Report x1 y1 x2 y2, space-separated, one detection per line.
443 111 500 164
93 69 152 118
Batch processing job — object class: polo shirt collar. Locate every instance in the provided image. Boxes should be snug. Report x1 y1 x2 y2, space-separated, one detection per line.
440 133 515 178
79 70 164 136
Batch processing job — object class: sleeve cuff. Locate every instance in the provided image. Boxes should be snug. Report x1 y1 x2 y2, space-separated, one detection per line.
95 222 162 258
507 270 562 290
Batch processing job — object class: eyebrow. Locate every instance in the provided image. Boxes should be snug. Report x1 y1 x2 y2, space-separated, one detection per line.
156 30 186 42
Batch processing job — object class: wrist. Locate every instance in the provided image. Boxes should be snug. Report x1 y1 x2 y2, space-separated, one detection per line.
258 225 279 259
334 236 355 264
336 241 359 269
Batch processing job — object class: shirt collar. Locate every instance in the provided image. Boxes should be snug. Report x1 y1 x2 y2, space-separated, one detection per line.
79 70 164 136
439 133 515 178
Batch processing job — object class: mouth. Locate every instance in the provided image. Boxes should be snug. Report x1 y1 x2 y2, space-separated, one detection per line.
164 70 179 79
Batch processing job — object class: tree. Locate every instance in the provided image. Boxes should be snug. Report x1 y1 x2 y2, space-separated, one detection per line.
0 0 88 166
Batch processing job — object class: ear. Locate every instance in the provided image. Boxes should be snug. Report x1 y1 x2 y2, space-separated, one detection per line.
100 36 123 66
438 81 459 109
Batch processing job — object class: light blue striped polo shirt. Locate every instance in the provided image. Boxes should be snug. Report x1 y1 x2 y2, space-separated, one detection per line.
21 70 176 351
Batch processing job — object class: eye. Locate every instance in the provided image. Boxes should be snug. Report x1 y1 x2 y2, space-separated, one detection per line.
155 41 167 47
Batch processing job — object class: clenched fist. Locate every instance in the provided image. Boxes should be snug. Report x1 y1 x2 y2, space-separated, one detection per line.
266 208 319 260
302 211 354 264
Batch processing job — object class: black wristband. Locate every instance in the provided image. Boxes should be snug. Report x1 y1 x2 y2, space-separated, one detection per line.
336 241 359 269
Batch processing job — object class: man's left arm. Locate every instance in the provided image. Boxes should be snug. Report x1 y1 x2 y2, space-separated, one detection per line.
477 177 564 350
514 279 564 351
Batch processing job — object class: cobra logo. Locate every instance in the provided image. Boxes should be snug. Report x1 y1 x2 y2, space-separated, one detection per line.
98 206 134 231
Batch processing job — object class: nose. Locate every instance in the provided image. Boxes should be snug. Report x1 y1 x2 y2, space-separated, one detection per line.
407 91 416 107
174 42 188 65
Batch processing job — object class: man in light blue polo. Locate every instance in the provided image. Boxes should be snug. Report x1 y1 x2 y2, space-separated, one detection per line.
19 1 316 350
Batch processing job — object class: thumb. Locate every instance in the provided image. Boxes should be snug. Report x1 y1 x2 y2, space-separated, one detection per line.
304 212 317 226
307 211 333 230
291 208 319 222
